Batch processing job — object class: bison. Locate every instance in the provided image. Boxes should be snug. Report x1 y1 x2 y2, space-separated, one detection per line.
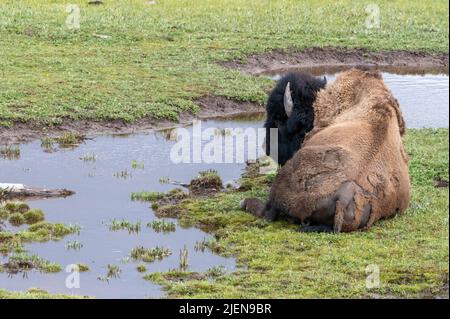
242 68 411 233
264 72 327 165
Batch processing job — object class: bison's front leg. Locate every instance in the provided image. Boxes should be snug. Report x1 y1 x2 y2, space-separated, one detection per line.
240 198 279 221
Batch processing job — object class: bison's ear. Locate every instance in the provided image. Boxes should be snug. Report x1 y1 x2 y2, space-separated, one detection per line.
284 82 294 117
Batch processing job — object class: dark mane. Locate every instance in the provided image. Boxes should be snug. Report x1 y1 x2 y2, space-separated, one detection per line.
264 72 326 165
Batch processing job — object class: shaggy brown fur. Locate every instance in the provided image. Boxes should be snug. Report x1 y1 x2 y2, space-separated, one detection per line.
242 69 411 232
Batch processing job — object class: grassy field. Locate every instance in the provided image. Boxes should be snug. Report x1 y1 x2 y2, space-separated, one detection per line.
0 0 448 127
0 288 86 299
144 129 449 298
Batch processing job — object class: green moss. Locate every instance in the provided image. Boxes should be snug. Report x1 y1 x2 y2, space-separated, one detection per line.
144 129 449 298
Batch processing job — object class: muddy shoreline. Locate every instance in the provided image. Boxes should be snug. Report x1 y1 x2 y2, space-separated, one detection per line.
221 47 449 75
1 48 448 145
0 97 265 145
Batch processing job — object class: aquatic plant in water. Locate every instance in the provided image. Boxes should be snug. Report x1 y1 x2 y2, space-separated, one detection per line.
97 264 121 282
147 220 176 233
106 219 141 234
0 145 21 160
130 246 172 263
179 246 189 271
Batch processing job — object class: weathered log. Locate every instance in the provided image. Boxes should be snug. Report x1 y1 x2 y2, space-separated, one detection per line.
0 183 75 200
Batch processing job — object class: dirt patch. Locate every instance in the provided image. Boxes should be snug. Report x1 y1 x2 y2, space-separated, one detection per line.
221 47 449 75
434 177 449 188
0 96 264 145
188 171 224 196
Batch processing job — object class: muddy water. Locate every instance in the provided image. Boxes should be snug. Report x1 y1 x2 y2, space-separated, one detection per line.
267 68 449 128
0 119 265 299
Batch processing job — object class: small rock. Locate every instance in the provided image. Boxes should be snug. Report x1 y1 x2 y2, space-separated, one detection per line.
434 177 449 188
88 0 104 5
93 33 112 40
225 180 241 189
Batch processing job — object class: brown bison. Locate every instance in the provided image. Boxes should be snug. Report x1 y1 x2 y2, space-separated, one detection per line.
242 68 411 233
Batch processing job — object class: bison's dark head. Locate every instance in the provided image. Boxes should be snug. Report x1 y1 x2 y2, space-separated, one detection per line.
264 72 326 166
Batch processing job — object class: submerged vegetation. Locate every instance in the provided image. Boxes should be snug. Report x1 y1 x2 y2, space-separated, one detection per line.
147 220 177 233
40 133 86 151
0 145 20 160
131 191 165 202
130 246 172 263
98 264 122 282
106 219 141 234
142 129 449 298
179 246 189 272
80 153 97 162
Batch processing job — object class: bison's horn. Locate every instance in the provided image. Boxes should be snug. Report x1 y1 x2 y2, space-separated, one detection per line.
284 82 294 117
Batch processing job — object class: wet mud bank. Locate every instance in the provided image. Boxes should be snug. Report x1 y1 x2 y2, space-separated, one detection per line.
221 47 449 75
0 97 265 145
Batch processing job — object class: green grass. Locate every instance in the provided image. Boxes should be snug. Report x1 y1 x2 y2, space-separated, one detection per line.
0 288 87 299
144 129 449 298
0 0 448 126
